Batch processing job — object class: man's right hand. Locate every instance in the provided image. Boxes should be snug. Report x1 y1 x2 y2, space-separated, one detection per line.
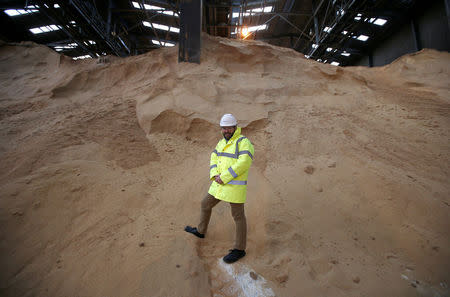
214 175 224 185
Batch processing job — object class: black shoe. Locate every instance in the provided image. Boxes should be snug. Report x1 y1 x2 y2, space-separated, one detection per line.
184 226 205 238
223 249 246 263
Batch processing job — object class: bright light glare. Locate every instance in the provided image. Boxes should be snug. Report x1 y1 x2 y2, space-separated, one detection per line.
312 44 318 49
132 1 140 8
342 30 348 35
374 18 387 26
326 47 333 52
331 62 340 66
341 52 350 56
241 27 249 37
323 26 332 33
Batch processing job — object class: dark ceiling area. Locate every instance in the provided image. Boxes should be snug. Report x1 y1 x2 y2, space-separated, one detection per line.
0 0 441 66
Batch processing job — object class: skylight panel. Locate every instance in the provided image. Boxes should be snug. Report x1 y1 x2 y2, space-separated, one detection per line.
331 62 340 66
30 28 43 34
4 9 21 16
247 24 267 32
73 55 91 60
29 25 61 34
144 4 162 10
54 43 77 50
134 2 179 17
233 6 272 18
357 34 369 41
152 39 175 47
4 9 37 16
142 22 179 33
374 18 387 26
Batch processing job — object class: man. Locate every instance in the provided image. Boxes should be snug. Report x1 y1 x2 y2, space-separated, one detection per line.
185 114 255 263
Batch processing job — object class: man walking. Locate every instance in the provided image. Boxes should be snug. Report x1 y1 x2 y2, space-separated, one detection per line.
185 114 255 263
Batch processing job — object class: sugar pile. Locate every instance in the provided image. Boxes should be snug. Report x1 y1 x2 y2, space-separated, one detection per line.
0 35 449 297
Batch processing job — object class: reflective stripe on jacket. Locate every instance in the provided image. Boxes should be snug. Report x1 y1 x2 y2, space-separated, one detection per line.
208 127 254 203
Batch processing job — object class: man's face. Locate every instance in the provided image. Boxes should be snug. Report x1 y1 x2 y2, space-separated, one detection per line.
221 126 236 140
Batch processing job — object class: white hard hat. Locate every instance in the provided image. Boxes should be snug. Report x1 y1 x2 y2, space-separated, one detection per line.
220 114 237 127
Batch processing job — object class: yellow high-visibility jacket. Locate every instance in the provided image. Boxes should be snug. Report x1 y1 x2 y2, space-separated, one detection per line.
208 127 254 203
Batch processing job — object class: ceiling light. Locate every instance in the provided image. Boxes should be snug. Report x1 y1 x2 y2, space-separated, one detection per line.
357 34 369 41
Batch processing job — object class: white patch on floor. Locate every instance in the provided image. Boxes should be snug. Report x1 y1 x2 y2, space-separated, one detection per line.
215 258 275 297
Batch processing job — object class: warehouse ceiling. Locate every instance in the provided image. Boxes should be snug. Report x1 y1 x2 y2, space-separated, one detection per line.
0 0 435 66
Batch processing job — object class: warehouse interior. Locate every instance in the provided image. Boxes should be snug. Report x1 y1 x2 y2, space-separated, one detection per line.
1 0 449 65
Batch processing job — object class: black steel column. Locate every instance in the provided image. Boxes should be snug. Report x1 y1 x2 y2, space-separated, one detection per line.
445 0 450 32
179 0 202 63
311 0 320 45
368 52 373 67
411 18 422 51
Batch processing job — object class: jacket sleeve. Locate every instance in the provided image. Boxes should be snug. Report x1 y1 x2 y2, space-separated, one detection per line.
220 138 254 184
209 145 220 180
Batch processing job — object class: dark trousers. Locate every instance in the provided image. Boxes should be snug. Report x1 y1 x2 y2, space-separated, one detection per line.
197 193 247 250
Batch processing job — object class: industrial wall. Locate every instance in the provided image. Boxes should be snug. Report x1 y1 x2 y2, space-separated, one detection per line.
354 0 450 67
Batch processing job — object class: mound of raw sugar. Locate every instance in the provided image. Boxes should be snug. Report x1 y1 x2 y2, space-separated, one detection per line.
0 35 449 297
